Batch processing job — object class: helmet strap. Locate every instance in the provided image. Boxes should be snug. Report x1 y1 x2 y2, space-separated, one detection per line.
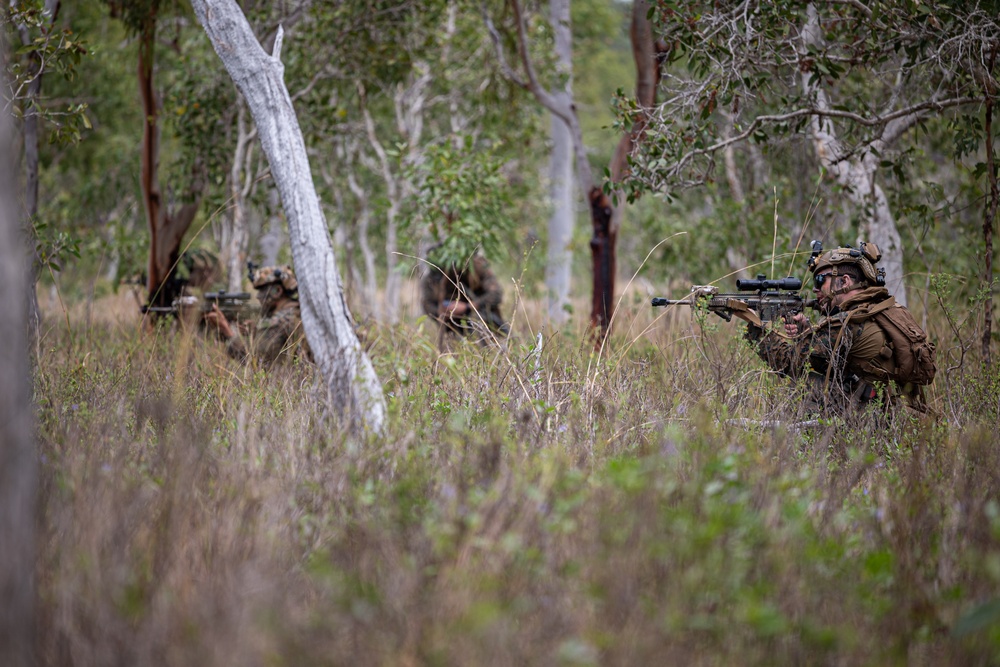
829 272 855 296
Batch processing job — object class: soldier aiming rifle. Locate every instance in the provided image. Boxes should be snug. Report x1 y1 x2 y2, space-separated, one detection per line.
654 240 936 416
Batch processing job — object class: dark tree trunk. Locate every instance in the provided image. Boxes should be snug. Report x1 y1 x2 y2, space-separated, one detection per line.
983 66 997 367
589 188 616 333
137 11 201 309
597 0 665 342
500 0 661 343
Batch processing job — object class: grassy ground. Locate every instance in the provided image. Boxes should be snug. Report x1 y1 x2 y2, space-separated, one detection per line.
31 289 1000 666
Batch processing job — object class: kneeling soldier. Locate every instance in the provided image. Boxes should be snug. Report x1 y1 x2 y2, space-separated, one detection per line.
746 241 935 416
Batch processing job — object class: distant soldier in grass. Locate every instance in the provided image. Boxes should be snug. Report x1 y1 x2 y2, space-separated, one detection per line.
205 264 310 364
407 140 516 348
421 244 509 346
175 248 223 295
745 241 935 416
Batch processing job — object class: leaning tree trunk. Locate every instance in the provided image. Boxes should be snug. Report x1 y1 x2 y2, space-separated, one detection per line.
0 45 37 667
192 0 386 434
801 4 907 304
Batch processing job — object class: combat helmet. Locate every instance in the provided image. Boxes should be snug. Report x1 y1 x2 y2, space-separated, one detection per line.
250 265 298 294
807 240 886 287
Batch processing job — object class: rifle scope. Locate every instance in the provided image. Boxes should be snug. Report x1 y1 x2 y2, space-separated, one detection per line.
735 274 802 292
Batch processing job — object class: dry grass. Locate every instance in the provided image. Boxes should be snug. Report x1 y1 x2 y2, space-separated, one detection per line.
31 290 1000 666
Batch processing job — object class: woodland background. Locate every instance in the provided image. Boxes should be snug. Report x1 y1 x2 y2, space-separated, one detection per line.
3 1 1000 665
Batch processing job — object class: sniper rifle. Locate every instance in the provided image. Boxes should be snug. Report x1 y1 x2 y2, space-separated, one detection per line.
142 291 256 321
651 274 816 327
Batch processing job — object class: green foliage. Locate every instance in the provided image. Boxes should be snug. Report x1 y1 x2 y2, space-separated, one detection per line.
618 0 998 198
406 136 517 268
32 217 80 272
4 0 92 145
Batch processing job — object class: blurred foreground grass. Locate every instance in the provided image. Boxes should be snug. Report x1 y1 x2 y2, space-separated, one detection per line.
31 297 1000 666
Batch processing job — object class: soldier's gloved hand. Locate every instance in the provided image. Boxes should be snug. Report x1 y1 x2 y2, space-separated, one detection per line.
783 312 809 337
204 304 235 340
441 300 469 318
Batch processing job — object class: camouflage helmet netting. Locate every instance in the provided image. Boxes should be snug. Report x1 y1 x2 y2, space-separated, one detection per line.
251 265 298 292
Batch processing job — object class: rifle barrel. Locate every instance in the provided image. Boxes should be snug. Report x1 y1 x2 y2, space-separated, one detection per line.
651 297 696 307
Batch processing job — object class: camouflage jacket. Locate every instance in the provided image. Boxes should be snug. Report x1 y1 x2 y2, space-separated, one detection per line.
226 301 310 365
747 287 901 413
420 253 506 331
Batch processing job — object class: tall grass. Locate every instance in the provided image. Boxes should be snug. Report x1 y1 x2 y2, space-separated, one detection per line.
32 295 1000 666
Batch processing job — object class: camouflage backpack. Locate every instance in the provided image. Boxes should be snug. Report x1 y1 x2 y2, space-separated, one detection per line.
856 297 937 386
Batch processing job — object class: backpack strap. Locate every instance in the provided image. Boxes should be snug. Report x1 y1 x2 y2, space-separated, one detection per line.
843 295 896 323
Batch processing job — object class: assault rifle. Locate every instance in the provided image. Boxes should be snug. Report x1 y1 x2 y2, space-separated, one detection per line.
440 300 511 334
651 274 815 327
142 291 256 321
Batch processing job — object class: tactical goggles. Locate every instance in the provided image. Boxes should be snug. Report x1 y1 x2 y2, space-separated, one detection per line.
813 273 835 289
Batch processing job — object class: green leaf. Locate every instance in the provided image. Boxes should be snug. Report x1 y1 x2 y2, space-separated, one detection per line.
952 599 1000 638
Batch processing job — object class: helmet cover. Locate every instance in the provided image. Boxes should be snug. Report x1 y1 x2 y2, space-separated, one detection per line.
251 265 298 292
809 242 884 286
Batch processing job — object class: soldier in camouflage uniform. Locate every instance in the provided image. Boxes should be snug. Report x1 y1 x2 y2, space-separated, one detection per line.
176 249 223 294
204 265 310 365
746 242 926 415
421 250 509 344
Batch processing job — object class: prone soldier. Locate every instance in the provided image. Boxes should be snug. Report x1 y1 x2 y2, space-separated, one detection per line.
421 248 509 346
204 264 310 365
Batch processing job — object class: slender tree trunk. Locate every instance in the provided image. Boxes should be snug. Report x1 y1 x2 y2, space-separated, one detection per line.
0 41 37 667
589 189 615 333
983 50 997 366
359 66 428 325
192 0 386 434
259 185 285 265
13 0 60 339
224 97 255 292
347 171 379 321
321 159 367 318
601 0 663 334
545 0 574 325
497 0 661 339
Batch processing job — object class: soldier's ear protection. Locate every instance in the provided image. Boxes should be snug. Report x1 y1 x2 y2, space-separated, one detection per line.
855 242 887 286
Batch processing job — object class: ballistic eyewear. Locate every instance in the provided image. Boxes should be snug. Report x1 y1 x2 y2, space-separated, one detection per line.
814 273 835 289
